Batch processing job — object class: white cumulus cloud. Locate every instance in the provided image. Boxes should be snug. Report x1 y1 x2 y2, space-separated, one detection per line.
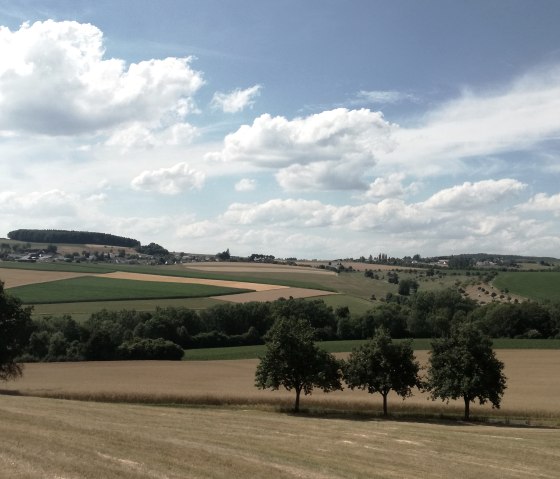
131 162 205 194
422 179 526 210
207 108 396 191
518 193 560 216
211 85 261 113
0 20 204 136
235 178 256 192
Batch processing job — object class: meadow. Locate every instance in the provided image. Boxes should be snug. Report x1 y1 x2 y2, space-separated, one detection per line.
7 276 251 304
184 338 560 361
493 271 560 301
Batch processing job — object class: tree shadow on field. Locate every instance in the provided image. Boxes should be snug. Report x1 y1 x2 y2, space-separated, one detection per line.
279 407 558 429
0 389 23 396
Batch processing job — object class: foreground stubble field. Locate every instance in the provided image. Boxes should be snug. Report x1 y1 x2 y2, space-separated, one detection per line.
1 394 559 479
1 351 559 478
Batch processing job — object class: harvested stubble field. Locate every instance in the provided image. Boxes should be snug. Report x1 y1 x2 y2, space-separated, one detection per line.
2 395 559 479
0 268 95 288
3 350 559 422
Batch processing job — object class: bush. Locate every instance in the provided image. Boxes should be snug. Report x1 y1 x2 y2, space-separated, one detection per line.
118 338 184 360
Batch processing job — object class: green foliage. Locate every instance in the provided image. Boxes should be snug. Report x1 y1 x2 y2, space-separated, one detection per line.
471 301 555 338
398 278 419 296
271 298 337 340
117 338 184 360
7 228 140 247
408 289 476 337
0 281 34 380
344 328 421 415
136 242 169 256
426 323 507 420
255 316 342 412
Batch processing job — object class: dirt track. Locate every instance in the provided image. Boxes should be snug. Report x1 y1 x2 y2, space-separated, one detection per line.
214 287 337 303
98 271 289 292
0 268 92 288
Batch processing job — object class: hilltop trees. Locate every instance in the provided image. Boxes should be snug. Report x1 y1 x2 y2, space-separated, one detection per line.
344 328 421 416
255 315 342 412
0 281 34 381
7 229 140 247
426 323 507 420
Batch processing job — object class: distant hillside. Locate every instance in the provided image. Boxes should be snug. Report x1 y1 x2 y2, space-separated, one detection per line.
7 229 140 248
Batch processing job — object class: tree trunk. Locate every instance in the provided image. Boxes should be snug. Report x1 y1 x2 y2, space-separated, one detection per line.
382 392 388 416
463 395 470 421
294 387 301 413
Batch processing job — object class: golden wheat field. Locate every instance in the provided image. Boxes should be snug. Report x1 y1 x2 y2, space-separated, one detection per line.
3 350 559 419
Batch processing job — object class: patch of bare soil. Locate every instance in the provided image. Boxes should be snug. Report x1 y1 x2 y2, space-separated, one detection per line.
98 271 289 292
213 288 338 303
0 268 93 289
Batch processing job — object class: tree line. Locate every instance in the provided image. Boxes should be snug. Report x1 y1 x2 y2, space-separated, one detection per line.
256 317 506 420
3 286 560 365
1 281 507 421
7 229 141 248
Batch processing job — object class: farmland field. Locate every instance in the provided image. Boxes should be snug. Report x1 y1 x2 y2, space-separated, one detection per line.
8 276 252 304
493 272 560 301
3 350 559 422
2 395 558 479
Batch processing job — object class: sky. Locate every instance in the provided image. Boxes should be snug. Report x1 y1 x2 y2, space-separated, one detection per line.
1 0 560 259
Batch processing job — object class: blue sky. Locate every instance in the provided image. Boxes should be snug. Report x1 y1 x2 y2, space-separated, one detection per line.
1 0 560 258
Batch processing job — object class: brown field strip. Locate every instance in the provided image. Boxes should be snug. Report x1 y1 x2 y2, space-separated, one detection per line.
213 287 338 303
0 268 93 288
97 271 289 292
3 350 559 419
2 395 558 479
184 261 337 275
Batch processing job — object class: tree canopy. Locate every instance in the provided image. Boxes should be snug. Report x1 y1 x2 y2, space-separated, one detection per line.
0 281 34 381
255 315 342 412
344 327 421 416
7 229 140 247
426 323 507 420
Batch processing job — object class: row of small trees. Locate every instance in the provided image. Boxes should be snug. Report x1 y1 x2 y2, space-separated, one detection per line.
255 317 506 420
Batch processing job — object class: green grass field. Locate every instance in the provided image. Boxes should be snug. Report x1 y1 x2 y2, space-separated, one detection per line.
184 338 560 361
30 297 225 321
493 271 560 301
9 276 251 304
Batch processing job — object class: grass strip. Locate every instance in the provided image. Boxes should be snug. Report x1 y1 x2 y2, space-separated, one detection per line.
10 276 251 304
184 338 560 361
493 271 560 301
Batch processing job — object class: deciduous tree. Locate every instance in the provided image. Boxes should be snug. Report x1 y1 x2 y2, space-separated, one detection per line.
0 281 34 381
255 316 342 412
426 323 506 420
344 327 420 416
